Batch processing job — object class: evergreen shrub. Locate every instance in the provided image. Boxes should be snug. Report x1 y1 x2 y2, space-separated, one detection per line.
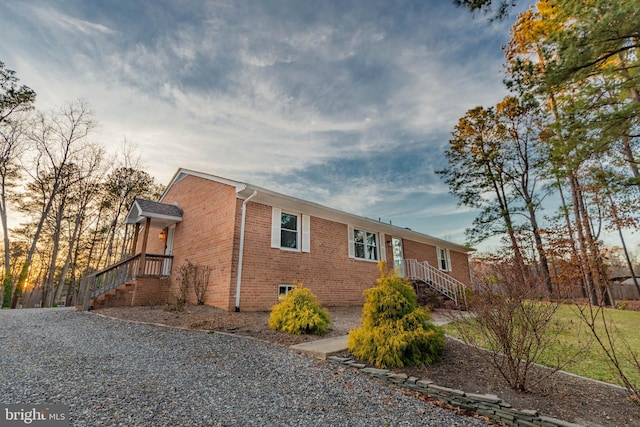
348 265 445 368
268 284 331 335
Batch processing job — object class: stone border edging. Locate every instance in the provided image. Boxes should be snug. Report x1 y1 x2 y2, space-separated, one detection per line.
326 356 583 427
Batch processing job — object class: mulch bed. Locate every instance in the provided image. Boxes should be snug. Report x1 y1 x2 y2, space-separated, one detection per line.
398 338 637 426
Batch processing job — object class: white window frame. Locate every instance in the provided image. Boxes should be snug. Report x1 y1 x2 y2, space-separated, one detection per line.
437 247 452 271
348 226 380 262
271 207 310 252
278 284 294 300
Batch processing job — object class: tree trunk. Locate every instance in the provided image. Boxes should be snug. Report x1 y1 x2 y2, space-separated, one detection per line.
521 186 553 295
44 196 66 307
54 209 83 303
569 173 599 305
556 182 588 298
1 174 12 307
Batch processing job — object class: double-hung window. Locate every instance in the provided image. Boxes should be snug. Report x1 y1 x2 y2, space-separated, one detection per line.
349 227 378 261
271 207 310 252
437 247 452 271
280 212 298 249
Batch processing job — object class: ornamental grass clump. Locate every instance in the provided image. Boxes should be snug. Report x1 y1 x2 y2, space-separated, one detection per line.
268 284 331 335
348 265 445 368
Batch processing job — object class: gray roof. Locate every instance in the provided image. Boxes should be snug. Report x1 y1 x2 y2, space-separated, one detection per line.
126 198 183 227
134 198 183 217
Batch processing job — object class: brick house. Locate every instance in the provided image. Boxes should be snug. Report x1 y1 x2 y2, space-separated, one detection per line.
81 168 473 312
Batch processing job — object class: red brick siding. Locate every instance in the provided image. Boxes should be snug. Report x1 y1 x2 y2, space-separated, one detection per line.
131 277 171 306
161 175 238 310
233 203 384 311
136 174 470 312
402 239 471 285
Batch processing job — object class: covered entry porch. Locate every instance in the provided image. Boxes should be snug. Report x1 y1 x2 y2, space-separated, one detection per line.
77 198 183 311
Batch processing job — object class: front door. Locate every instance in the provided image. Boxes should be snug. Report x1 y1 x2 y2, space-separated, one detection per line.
163 225 175 276
392 237 405 277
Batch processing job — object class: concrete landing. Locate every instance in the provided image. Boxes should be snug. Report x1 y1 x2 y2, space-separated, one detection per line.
290 335 348 360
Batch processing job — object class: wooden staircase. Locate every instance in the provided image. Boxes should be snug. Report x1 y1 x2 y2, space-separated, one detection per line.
402 259 468 308
77 253 173 311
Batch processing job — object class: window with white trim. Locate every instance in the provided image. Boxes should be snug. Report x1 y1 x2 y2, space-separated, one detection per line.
348 227 379 261
437 247 452 271
280 212 298 249
271 207 310 252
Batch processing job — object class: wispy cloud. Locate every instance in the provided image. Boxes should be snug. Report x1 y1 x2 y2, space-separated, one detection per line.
31 5 115 35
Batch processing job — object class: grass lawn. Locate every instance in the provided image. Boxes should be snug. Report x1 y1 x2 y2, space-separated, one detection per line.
445 303 640 387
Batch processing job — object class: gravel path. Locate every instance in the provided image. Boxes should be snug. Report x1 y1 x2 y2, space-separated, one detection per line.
0 308 487 426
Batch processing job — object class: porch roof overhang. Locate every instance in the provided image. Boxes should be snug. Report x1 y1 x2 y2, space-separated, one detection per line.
126 198 183 229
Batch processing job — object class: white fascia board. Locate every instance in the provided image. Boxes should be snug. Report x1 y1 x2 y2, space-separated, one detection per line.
160 168 247 202
138 212 183 222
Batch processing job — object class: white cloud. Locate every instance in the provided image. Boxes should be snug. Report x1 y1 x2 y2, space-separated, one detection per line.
31 5 115 35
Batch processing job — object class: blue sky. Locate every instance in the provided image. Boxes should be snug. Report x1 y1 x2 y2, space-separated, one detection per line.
0 0 534 250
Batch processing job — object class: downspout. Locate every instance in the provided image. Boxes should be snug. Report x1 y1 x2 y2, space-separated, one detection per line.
235 190 257 312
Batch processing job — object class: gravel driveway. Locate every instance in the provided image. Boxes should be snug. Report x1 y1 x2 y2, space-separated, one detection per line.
0 308 487 426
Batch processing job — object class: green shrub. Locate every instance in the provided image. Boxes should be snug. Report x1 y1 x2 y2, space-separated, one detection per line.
347 265 445 368
268 284 331 335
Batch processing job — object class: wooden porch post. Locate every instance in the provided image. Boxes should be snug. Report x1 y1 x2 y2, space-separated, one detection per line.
138 217 151 276
131 223 140 255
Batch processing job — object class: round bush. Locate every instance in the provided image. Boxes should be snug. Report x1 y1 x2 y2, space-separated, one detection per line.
347 266 445 368
268 285 331 335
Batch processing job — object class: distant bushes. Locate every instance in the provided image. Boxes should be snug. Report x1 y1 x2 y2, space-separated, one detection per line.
268 284 331 335
348 265 445 368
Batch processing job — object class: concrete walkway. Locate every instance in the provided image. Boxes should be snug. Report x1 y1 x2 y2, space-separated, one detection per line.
290 309 473 359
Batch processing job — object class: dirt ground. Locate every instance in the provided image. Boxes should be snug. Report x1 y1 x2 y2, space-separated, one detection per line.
95 304 639 426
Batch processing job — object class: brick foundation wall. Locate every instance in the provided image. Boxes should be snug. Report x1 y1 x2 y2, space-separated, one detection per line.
131 277 171 306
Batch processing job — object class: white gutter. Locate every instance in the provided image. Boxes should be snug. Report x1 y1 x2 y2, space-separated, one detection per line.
235 190 257 312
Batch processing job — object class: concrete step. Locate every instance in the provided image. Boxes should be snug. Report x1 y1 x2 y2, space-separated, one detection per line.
290 336 348 360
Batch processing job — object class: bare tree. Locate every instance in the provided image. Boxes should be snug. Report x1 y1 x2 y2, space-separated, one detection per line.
0 61 35 307
573 302 639 406
97 141 161 269
53 145 105 305
41 144 105 307
12 100 95 307
458 255 573 391
0 116 30 306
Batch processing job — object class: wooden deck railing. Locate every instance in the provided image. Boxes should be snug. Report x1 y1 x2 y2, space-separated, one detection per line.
78 253 173 311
